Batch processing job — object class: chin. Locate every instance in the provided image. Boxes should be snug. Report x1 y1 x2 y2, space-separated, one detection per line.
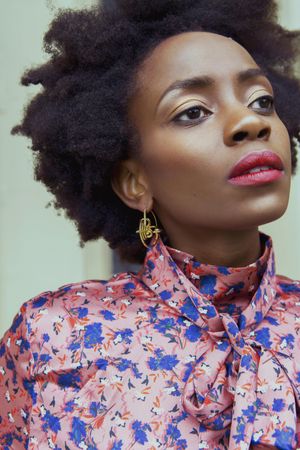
225 192 290 230
250 196 290 227
259 208 289 226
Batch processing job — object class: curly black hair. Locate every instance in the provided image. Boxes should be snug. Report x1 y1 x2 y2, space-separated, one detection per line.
11 0 300 264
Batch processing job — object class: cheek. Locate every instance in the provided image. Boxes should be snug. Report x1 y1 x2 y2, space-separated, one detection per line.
139 127 219 182
137 127 230 209
273 117 292 169
277 119 291 145
141 145 216 199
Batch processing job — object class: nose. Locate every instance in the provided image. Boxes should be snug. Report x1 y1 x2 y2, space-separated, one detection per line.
224 108 271 146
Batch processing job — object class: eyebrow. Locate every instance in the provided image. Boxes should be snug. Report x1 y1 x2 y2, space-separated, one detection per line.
157 67 269 108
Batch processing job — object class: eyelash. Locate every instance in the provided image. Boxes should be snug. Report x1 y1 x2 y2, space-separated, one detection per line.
172 95 275 125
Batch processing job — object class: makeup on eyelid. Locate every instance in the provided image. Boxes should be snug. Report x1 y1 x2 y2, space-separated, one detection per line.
171 94 274 125
161 87 273 121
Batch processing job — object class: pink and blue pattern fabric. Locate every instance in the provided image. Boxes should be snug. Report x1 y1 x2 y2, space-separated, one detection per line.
1 231 300 449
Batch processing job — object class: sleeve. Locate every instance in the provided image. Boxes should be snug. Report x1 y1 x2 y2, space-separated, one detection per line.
0 302 33 449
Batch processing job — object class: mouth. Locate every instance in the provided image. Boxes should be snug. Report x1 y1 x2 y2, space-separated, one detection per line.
228 150 284 186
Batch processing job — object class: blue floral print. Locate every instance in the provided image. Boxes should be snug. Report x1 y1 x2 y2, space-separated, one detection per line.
0 231 300 449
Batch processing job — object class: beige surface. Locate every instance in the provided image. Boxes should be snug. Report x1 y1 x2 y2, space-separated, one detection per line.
0 0 111 337
0 0 299 337
261 0 300 278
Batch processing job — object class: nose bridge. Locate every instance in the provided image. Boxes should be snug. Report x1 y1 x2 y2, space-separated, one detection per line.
223 101 271 146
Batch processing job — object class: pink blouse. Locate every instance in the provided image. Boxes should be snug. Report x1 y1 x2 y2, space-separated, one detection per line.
1 231 300 449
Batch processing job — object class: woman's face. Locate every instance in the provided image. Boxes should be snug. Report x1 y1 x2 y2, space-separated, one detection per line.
124 32 292 245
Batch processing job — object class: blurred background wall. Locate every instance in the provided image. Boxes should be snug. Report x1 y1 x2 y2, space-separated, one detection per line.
0 0 112 337
260 0 300 283
0 0 299 336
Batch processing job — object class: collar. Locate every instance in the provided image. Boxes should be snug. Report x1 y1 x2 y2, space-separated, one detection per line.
139 231 277 334
165 232 270 319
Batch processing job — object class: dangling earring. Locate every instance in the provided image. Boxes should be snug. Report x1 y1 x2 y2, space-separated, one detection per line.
136 209 161 248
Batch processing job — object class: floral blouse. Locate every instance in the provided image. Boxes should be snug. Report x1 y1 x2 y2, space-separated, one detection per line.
1 231 300 450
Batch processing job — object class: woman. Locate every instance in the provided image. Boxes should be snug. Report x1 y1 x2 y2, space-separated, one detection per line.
1 0 300 448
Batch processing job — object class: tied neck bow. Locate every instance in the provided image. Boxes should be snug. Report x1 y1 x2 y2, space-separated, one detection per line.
182 312 260 449
140 232 299 449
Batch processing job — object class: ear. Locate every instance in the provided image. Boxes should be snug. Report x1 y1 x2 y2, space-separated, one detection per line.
111 158 153 212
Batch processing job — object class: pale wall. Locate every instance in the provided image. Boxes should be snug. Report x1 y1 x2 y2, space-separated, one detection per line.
0 0 299 336
0 0 112 337
261 0 300 278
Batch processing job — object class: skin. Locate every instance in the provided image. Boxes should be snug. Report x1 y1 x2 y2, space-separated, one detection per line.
112 31 292 267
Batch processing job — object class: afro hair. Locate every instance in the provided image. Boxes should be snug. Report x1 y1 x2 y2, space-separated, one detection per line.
12 0 300 263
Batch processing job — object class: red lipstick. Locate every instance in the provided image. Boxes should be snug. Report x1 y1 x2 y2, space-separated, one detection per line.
228 150 284 186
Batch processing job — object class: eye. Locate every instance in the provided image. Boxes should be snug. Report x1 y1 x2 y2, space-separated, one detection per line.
172 105 211 124
249 95 274 113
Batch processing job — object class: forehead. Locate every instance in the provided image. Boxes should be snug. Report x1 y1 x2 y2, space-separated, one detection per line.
135 31 258 90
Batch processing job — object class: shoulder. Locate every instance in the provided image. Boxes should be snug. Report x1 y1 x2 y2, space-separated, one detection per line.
273 273 300 317
275 273 300 298
26 270 139 306
24 270 146 322
1 272 151 374
16 271 149 350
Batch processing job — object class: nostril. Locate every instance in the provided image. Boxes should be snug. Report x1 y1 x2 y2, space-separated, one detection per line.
232 127 269 142
258 128 269 138
233 131 248 142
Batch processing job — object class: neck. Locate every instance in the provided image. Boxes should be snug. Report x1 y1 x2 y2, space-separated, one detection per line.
162 225 262 267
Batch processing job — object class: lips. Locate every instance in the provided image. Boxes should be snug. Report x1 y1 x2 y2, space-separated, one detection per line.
228 150 284 179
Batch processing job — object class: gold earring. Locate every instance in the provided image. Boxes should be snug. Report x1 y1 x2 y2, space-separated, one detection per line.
136 209 161 248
